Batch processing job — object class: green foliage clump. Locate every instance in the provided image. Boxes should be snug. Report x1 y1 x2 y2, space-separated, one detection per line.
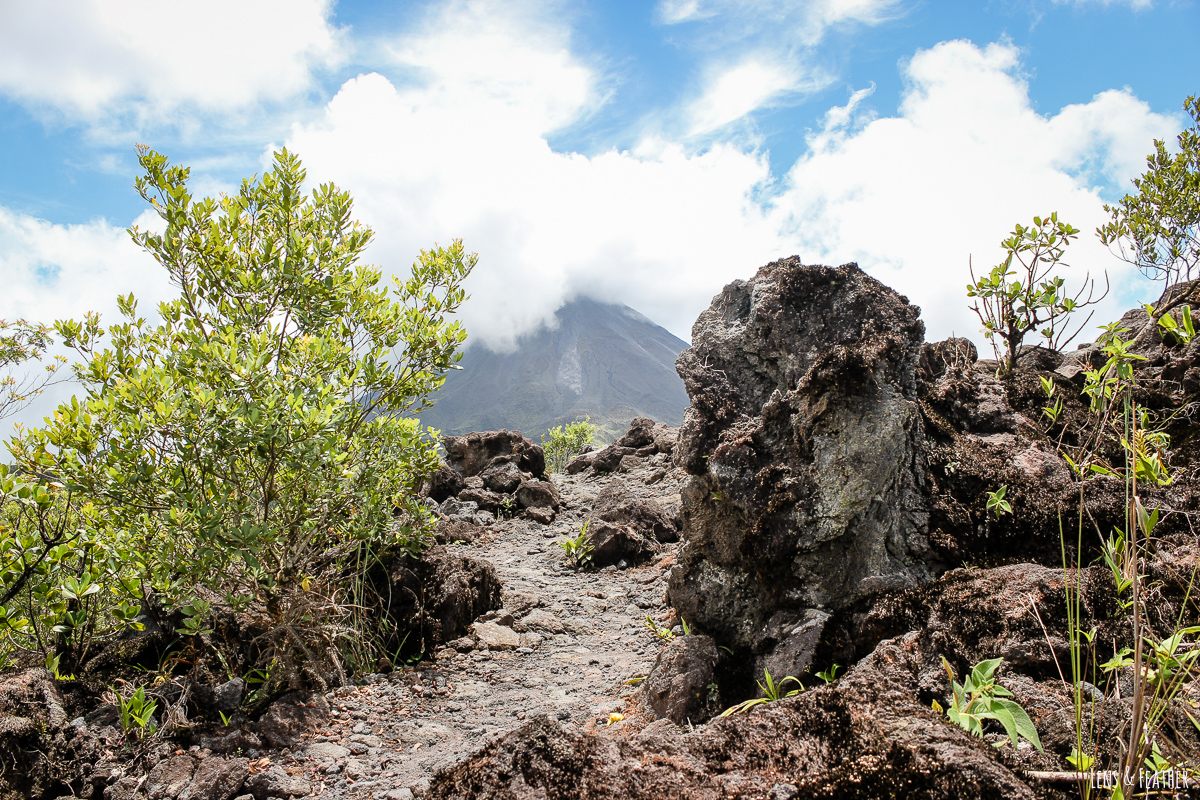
559 519 594 570
1099 95 1200 290
720 669 803 716
542 418 597 473
967 212 1106 375
938 656 1042 752
1 147 473 684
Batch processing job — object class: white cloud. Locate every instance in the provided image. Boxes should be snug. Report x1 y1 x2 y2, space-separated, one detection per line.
770 40 1180 351
0 207 175 432
656 0 901 40
0 0 345 121
688 58 826 134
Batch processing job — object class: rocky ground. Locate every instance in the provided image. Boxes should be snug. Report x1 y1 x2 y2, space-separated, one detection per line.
76 457 689 800
6 263 1200 800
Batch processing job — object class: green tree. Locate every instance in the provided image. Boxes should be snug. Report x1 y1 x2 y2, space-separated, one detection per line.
967 213 1107 375
10 147 473 683
1099 95 1200 308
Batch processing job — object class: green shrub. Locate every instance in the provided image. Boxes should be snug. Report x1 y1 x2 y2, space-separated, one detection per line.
6 147 473 687
542 418 597 473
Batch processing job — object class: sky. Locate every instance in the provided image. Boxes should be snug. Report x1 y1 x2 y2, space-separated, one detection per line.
0 0 1197 428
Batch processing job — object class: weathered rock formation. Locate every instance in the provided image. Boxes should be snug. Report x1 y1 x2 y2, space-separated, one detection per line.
428 430 562 524
668 258 934 680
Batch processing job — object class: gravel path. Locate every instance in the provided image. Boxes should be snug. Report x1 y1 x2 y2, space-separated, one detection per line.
274 467 684 799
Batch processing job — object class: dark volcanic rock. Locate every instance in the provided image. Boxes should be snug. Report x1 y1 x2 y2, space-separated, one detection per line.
565 417 678 475
0 668 98 800
515 479 562 510
640 635 721 725
386 546 503 650
594 483 678 543
428 635 1039 800
587 521 657 568
669 259 933 679
443 430 546 479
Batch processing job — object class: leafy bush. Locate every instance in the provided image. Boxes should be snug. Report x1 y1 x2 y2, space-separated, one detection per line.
542 418 597 473
967 213 1106 374
4 147 473 687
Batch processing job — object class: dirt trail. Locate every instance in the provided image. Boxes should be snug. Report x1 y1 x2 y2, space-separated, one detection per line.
277 466 684 799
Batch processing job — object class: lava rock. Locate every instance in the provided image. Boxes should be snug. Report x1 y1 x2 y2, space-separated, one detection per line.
640 635 720 725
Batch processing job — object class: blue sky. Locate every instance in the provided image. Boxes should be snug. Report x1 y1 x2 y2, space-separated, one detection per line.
1 0 1197 425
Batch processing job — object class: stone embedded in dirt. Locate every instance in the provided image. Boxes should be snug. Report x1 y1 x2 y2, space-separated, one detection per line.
670 259 933 678
304 741 350 764
472 621 522 650
524 505 555 524
586 520 657 568
243 765 312 799
176 756 249 800
385 546 503 648
251 691 329 749
435 517 485 544
212 677 244 712
442 430 546 479
640 634 720 725
514 608 566 634
515 479 561 510
145 754 195 800
593 483 678 543
198 728 262 754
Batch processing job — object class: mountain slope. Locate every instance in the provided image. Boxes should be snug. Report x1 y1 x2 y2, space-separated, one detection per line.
418 298 690 442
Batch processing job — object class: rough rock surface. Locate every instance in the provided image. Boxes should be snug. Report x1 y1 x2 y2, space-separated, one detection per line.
669 259 934 680
565 417 677 475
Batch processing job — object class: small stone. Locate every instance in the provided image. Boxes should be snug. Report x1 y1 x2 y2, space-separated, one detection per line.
348 742 369 755
352 722 370 734
305 742 351 763
213 678 245 712
244 766 311 798
384 789 415 800
473 621 522 650
343 759 369 780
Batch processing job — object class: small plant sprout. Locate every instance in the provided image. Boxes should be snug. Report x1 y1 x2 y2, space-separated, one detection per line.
559 520 594 570
680 616 691 635
644 614 675 640
720 669 804 716
116 685 158 739
940 657 1042 752
985 486 1012 519
1039 376 1064 425
816 664 842 684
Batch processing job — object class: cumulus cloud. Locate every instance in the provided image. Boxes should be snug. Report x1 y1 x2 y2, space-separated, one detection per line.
0 0 345 121
771 40 1180 349
0 207 175 431
285 3 789 351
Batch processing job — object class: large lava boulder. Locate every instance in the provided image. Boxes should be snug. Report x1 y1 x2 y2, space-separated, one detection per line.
668 258 934 678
